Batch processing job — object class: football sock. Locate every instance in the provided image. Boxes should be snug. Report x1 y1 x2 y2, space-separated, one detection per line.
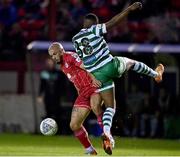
74 126 92 148
132 61 158 78
103 107 115 135
97 113 103 128
86 146 95 153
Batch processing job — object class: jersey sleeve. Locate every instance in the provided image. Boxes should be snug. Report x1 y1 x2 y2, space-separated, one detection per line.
69 52 82 67
90 23 107 36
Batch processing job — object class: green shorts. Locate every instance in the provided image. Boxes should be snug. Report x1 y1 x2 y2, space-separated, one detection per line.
92 56 127 92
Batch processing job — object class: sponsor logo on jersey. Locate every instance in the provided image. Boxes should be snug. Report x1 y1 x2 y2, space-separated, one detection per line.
84 55 96 64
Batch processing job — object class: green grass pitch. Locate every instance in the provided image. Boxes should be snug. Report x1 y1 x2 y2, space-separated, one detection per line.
0 133 180 156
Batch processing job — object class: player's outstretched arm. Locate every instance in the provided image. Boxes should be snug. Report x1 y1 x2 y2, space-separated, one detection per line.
106 2 142 30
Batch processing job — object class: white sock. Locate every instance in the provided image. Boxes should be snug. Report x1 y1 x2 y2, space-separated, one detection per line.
103 107 115 135
86 146 94 153
132 61 158 78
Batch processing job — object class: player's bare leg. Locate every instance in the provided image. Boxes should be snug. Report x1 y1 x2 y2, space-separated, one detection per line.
90 93 103 128
100 88 116 155
122 57 164 83
70 107 97 155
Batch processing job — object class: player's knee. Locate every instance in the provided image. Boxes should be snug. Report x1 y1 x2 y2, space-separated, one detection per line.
91 103 102 116
90 94 102 110
70 121 80 131
124 57 136 70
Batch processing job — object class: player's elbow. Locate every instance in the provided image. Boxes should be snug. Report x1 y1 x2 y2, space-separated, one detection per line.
105 19 117 31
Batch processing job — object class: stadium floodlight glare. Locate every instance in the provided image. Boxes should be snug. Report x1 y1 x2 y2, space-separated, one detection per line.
27 41 74 52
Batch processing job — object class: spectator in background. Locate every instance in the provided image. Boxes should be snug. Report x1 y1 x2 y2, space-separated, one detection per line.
8 23 25 60
140 86 173 138
0 0 17 27
56 1 75 40
71 0 88 22
37 58 66 133
157 87 171 137
140 93 160 138
124 84 145 137
0 22 25 60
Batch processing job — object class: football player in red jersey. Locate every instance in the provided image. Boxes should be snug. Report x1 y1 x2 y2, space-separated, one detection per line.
48 42 102 155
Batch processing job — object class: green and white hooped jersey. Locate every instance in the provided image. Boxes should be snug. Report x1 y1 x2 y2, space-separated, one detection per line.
72 23 113 72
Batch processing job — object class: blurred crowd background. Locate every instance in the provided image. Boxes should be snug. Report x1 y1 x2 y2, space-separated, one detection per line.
0 0 180 139
0 0 180 60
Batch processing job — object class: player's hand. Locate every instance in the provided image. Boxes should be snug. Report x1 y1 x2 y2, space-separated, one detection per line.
129 2 142 11
90 74 102 87
92 78 102 88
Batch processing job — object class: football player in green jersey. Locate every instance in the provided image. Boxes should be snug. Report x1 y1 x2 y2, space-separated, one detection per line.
72 2 164 155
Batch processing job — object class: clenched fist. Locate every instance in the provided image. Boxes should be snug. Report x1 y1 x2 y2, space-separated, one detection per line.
129 2 142 11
